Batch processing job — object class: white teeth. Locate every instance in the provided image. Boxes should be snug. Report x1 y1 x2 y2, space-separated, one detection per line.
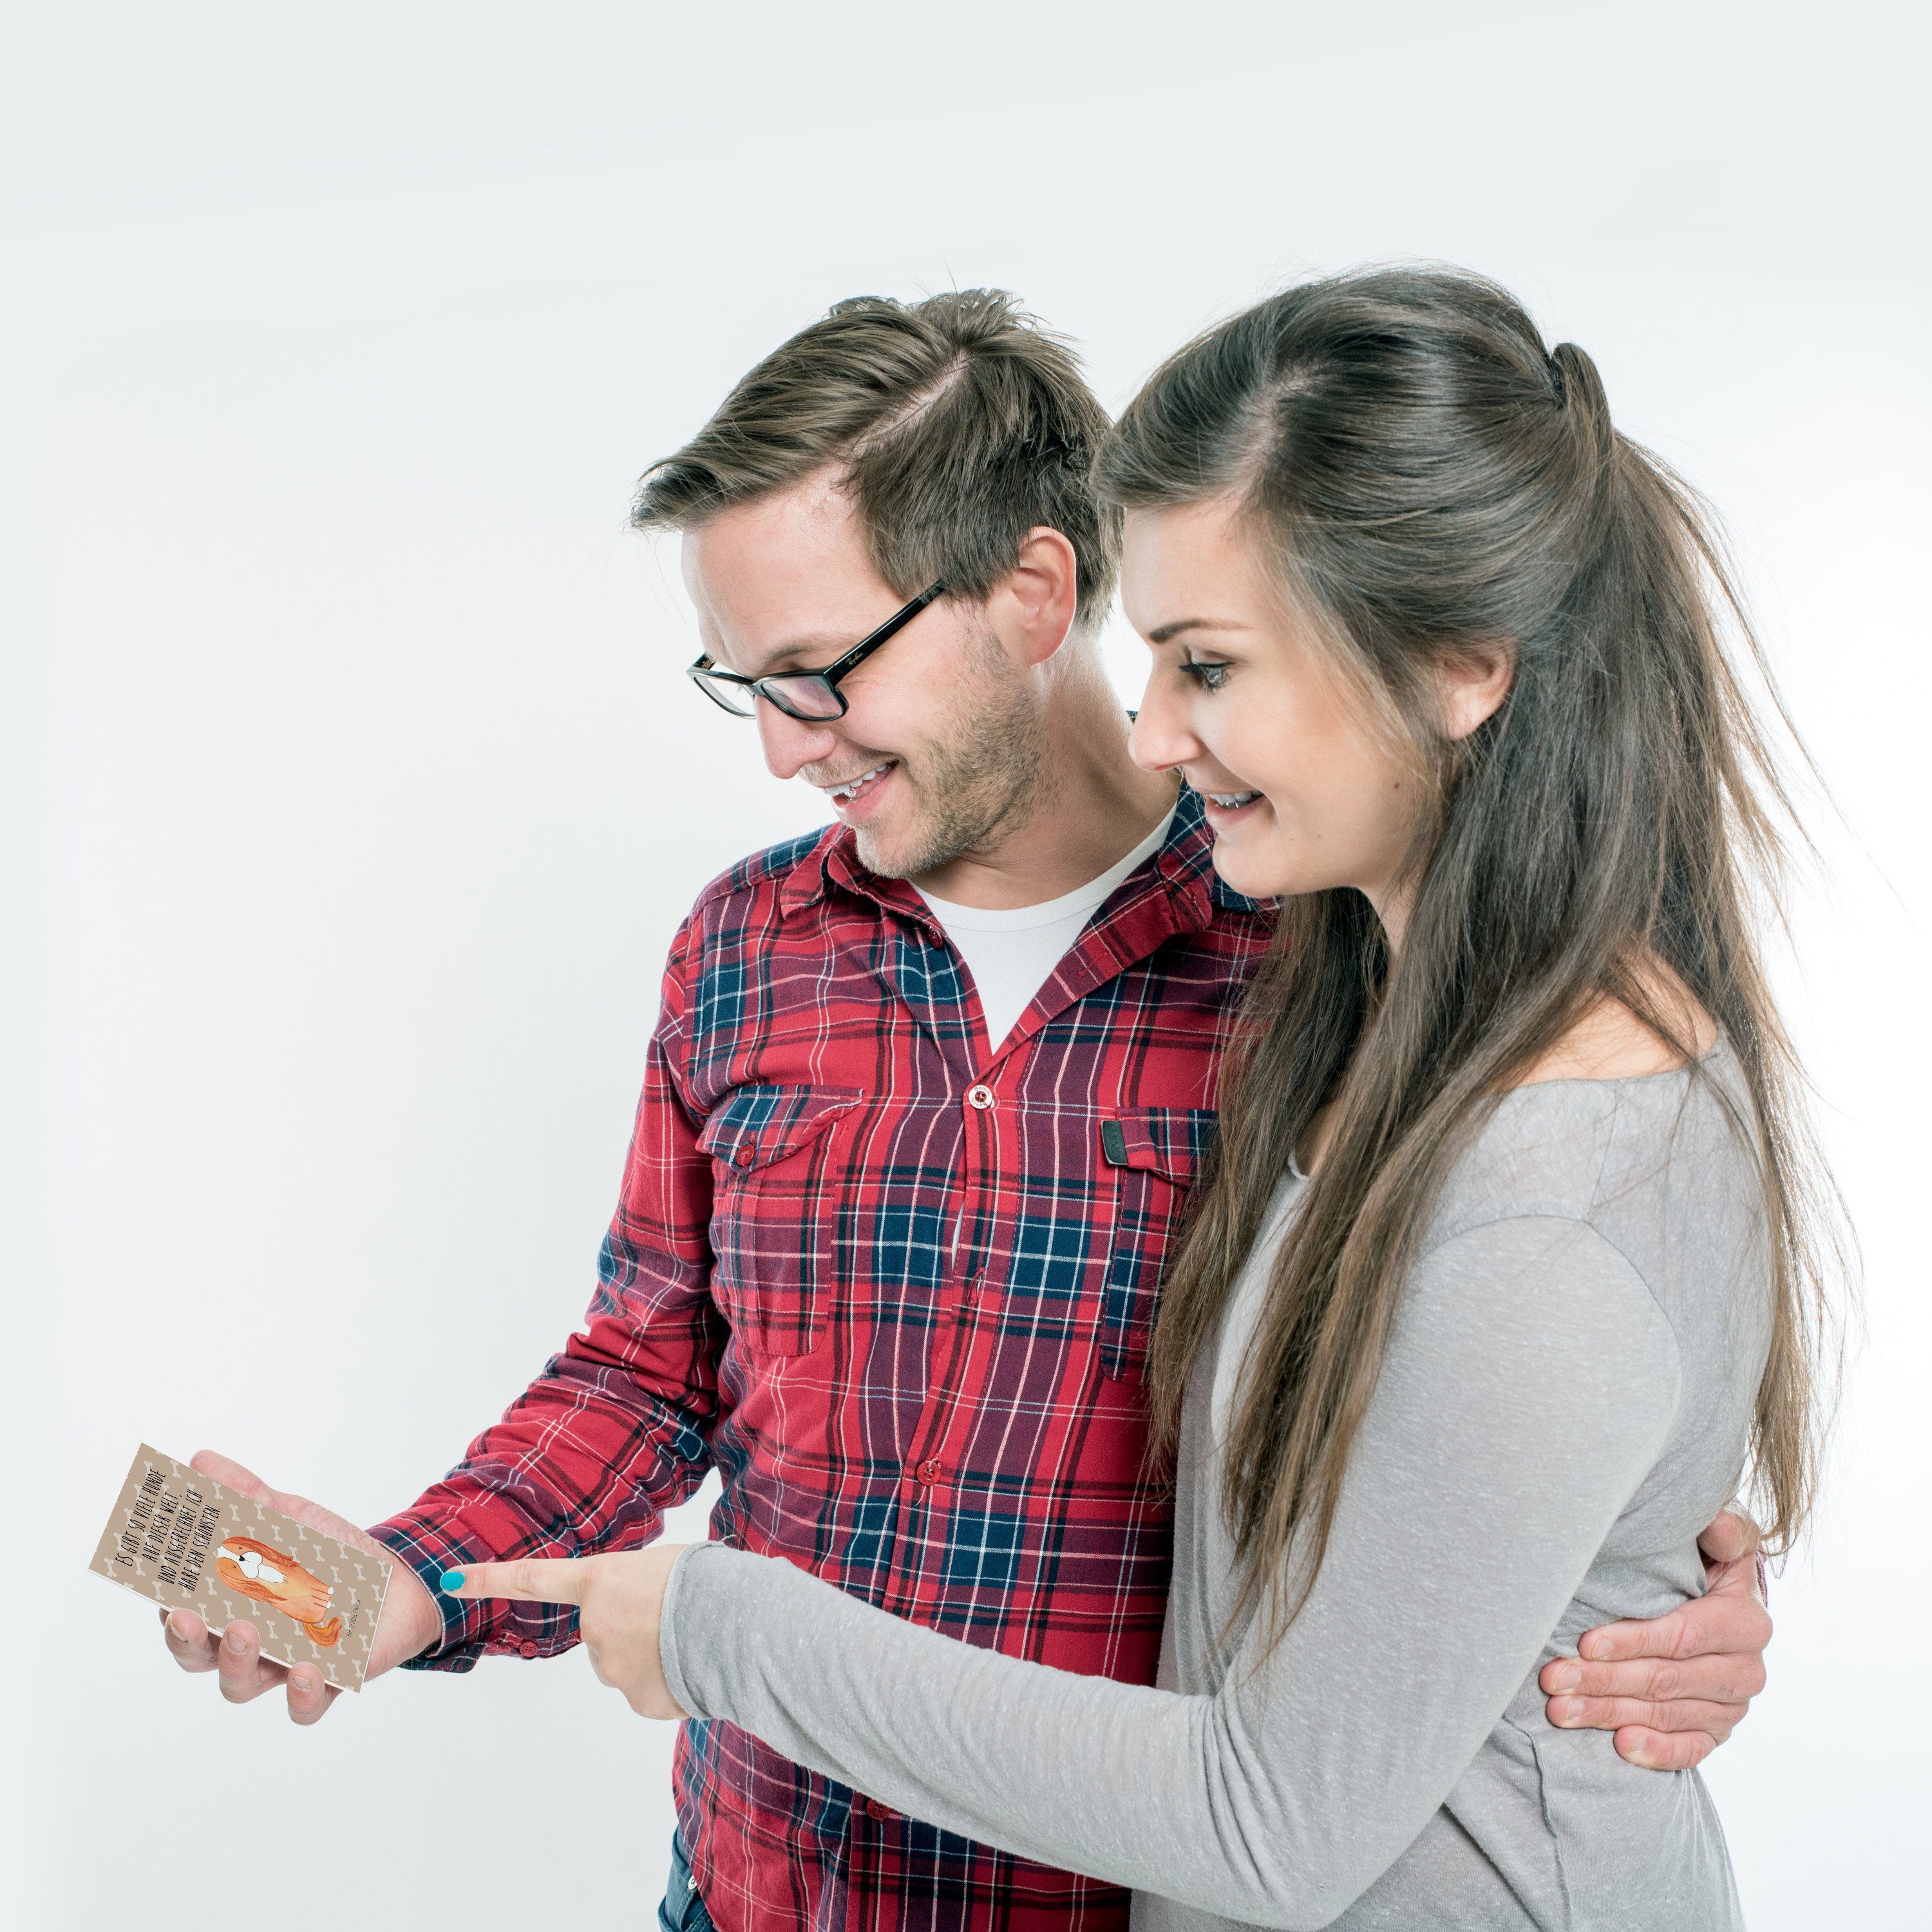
826 761 893 800
1208 790 1259 808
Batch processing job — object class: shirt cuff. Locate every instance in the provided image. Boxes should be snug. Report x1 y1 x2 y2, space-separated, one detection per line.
368 1512 582 1672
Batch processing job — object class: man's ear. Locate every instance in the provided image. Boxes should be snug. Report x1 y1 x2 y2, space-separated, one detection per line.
1439 639 1516 741
990 526 1082 668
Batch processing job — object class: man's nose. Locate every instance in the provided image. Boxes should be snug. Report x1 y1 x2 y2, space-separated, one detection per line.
1128 677 1201 774
756 701 843 781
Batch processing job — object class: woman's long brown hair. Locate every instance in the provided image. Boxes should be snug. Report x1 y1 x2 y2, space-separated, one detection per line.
1099 267 1847 1649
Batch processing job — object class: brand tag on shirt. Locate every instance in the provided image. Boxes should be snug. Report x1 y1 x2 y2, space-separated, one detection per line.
88 1444 390 1691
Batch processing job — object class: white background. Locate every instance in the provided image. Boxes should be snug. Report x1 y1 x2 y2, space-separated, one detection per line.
6 3 1927 1926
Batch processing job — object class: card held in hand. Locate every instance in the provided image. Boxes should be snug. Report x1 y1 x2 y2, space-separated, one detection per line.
90 1444 392 1691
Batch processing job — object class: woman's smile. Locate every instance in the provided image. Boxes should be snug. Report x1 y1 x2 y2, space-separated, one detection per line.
1194 781 1265 830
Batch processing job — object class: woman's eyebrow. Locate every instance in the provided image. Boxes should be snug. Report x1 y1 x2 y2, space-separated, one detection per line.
1145 616 1253 646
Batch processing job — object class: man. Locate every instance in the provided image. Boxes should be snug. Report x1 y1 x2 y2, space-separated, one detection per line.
162 290 1772 1932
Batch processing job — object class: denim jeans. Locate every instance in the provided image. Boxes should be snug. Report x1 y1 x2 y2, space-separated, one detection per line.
656 1830 717 1932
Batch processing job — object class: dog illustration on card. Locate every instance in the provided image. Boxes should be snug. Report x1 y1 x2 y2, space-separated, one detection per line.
215 1536 344 1646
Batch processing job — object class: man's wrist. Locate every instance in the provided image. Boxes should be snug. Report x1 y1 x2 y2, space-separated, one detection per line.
395 1565 446 1663
365 1516 493 1669
370 1557 446 1676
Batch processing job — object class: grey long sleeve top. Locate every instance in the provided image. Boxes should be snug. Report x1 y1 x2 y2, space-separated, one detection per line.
661 1049 1767 1931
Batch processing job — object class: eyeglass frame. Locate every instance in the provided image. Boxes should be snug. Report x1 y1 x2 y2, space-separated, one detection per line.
686 581 947 721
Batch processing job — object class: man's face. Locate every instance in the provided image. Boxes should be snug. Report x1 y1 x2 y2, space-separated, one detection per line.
681 470 1045 881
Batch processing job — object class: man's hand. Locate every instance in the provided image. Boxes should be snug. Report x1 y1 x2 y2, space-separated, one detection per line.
1539 1508 1770 1770
442 1546 688 1718
156 1450 442 1725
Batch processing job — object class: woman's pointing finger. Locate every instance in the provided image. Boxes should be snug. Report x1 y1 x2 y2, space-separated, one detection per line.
440 1558 594 1605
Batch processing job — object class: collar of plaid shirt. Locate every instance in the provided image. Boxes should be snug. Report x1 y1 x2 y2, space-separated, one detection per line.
373 787 1274 1932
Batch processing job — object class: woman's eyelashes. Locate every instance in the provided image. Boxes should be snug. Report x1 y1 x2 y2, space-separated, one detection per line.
1177 657 1234 692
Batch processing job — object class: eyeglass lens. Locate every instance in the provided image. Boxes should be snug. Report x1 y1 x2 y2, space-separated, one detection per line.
762 676 845 721
693 670 844 721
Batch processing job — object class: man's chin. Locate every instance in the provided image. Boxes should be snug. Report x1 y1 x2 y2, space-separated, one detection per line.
851 824 922 882
851 807 958 884
846 762 1032 884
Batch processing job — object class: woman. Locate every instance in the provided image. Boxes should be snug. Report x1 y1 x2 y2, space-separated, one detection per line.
448 268 1837 1927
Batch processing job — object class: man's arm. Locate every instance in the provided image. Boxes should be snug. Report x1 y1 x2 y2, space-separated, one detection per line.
160 921 728 1717
1541 1504 1772 1768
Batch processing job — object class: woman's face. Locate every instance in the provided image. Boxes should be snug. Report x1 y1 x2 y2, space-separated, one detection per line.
1123 498 1424 913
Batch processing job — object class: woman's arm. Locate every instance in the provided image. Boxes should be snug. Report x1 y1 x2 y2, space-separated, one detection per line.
660 1215 1683 1929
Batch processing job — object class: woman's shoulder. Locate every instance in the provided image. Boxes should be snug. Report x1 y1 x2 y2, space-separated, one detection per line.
1516 979 1721 1087
1431 963 1736 1209
1468 974 1733 1195
1427 1015 1761 1325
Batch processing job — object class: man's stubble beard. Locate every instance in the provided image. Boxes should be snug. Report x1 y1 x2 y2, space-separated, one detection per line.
853 636 1050 883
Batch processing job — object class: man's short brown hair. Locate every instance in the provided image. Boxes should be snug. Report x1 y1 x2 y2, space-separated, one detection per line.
633 290 1119 629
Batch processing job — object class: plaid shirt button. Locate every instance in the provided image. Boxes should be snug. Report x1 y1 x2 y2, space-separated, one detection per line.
865 1798 897 1821
965 1083 995 1110
518 1640 540 1658
734 1144 755 1166
915 1458 945 1486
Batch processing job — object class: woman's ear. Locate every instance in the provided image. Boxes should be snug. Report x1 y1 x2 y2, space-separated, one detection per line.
1439 640 1516 741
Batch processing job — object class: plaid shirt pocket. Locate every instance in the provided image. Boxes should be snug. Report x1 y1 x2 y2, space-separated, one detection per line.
699 1084 864 1356
1098 1106 1218 1382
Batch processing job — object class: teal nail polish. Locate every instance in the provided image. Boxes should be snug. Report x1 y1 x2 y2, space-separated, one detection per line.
440 1569 466 1592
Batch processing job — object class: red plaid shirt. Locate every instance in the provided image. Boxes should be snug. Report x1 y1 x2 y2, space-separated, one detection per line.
373 790 1271 1932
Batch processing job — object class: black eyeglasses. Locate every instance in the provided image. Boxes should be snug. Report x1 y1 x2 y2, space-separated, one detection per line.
687 582 946 721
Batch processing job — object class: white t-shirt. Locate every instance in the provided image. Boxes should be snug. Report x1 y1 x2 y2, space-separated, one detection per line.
916 808 1176 1052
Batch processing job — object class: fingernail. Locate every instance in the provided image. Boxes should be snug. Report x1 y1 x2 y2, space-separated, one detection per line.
440 1569 466 1593
294 1669 319 1694
1548 1664 1580 1691
224 1628 247 1653
1562 1698 1587 1724
167 1613 187 1639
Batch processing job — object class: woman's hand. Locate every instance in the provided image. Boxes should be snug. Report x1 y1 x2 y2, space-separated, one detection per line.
442 1546 690 1718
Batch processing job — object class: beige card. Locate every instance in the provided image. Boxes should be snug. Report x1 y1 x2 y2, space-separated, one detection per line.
90 1444 391 1692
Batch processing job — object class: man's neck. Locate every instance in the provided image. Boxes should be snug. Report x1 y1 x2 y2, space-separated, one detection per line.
909 665 1179 911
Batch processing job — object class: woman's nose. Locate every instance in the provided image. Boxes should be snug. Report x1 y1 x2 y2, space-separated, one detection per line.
1128 677 1200 774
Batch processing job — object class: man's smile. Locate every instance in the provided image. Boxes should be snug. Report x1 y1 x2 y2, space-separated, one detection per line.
815 759 900 819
